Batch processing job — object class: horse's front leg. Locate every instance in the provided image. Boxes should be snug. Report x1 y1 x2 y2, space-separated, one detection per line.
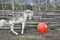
21 23 25 34
10 23 18 35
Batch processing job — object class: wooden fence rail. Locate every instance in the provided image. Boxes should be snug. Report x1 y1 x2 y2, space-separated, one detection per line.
0 25 36 30
0 21 60 30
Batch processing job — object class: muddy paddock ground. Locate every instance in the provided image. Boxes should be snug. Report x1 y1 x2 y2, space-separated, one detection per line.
0 27 60 40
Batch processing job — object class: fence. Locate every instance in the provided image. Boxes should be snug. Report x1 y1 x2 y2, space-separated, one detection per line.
0 10 60 30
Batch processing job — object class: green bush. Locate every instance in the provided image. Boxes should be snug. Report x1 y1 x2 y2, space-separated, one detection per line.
25 4 33 10
5 4 12 10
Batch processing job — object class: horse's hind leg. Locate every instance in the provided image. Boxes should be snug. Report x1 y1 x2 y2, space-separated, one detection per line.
10 24 18 35
21 23 25 34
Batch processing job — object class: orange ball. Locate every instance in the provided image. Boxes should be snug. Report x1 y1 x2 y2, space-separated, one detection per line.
37 22 48 33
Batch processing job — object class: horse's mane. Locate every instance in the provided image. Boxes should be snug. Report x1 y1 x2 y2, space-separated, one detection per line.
24 10 33 13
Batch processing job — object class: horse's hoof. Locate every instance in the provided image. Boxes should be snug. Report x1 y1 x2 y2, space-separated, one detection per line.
15 33 18 35
21 32 23 34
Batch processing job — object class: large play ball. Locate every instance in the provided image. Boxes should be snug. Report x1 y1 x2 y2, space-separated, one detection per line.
37 22 48 33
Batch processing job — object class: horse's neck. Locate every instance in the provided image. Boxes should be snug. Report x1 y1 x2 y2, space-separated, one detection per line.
24 13 28 18
20 13 28 20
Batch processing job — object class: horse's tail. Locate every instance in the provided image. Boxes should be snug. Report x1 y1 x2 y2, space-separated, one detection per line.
0 19 7 28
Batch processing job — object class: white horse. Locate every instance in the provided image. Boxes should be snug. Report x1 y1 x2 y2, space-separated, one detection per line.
0 10 34 35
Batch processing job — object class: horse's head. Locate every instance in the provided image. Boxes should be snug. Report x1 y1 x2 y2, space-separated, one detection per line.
24 10 34 20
